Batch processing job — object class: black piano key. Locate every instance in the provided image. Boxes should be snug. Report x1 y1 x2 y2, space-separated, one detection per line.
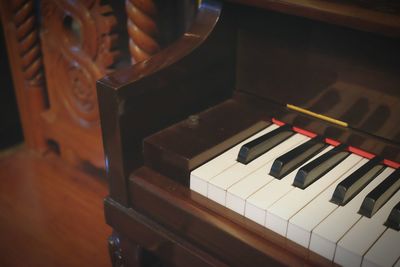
237 124 294 164
359 168 400 218
269 136 327 179
293 143 350 189
331 156 384 206
384 201 400 231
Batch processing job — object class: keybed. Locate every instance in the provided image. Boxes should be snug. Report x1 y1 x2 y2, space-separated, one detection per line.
190 121 400 266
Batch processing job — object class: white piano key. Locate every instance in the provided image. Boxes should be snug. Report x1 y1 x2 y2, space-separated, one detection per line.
287 158 368 248
245 146 333 225
226 161 275 215
226 136 318 214
208 134 308 205
310 167 395 261
362 228 400 267
190 124 278 195
334 184 400 267
266 153 363 236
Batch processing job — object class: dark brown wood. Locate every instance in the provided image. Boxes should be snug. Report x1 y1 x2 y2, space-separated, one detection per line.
97 0 236 204
143 93 400 186
129 166 334 267
234 93 400 162
224 0 400 37
108 232 126 267
274 108 400 163
232 4 400 147
97 0 400 266
0 148 110 267
105 197 228 267
144 99 270 185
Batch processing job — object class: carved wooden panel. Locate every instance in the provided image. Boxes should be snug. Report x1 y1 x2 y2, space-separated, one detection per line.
1 0 170 170
39 0 120 168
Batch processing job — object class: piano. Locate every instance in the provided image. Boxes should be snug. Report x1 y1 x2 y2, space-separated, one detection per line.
97 1 400 266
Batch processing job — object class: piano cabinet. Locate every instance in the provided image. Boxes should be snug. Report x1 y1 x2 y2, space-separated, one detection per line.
97 0 400 266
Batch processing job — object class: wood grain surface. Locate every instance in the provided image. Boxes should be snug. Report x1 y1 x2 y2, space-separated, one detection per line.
0 148 110 267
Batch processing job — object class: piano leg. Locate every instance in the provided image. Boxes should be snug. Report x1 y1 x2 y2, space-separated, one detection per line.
108 232 124 267
108 231 163 267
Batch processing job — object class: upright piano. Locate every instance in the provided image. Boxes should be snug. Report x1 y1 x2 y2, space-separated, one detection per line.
97 1 400 266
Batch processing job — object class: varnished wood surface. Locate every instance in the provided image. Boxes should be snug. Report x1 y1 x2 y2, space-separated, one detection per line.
225 0 400 37
97 0 399 266
105 198 228 267
232 4 400 147
0 148 110 267
144 99 270 185
128 167 335 267
97 0 235 205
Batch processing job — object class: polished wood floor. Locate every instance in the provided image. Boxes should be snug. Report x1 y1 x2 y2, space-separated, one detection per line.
0 147 111 267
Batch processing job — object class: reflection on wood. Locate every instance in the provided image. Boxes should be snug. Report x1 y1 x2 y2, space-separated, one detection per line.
39 0 120 168
0 149 110 267
126 0 160 63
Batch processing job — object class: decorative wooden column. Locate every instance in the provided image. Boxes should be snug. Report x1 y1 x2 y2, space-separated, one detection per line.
0 0 48 152
125 0 161 63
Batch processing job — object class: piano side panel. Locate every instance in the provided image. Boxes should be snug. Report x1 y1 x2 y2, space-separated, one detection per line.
97 1 237 205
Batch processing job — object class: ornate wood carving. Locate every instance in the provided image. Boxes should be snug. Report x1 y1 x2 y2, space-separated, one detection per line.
12 0 44 84
0 0 48 151
39 0 120 167
126 0 161 63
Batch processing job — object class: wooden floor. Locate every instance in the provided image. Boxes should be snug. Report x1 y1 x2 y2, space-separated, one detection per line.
0 147 111 267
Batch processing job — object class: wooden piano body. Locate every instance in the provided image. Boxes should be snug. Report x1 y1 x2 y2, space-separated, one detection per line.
97 1 400 266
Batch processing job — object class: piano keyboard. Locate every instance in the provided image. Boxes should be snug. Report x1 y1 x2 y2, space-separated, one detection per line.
190 121 400 267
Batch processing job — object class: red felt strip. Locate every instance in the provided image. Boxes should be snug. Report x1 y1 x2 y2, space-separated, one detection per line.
348 146 375 159
274 118 399 169
325 138 341 147
272 118 285 126
292 126 317 138
383 159 400 169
